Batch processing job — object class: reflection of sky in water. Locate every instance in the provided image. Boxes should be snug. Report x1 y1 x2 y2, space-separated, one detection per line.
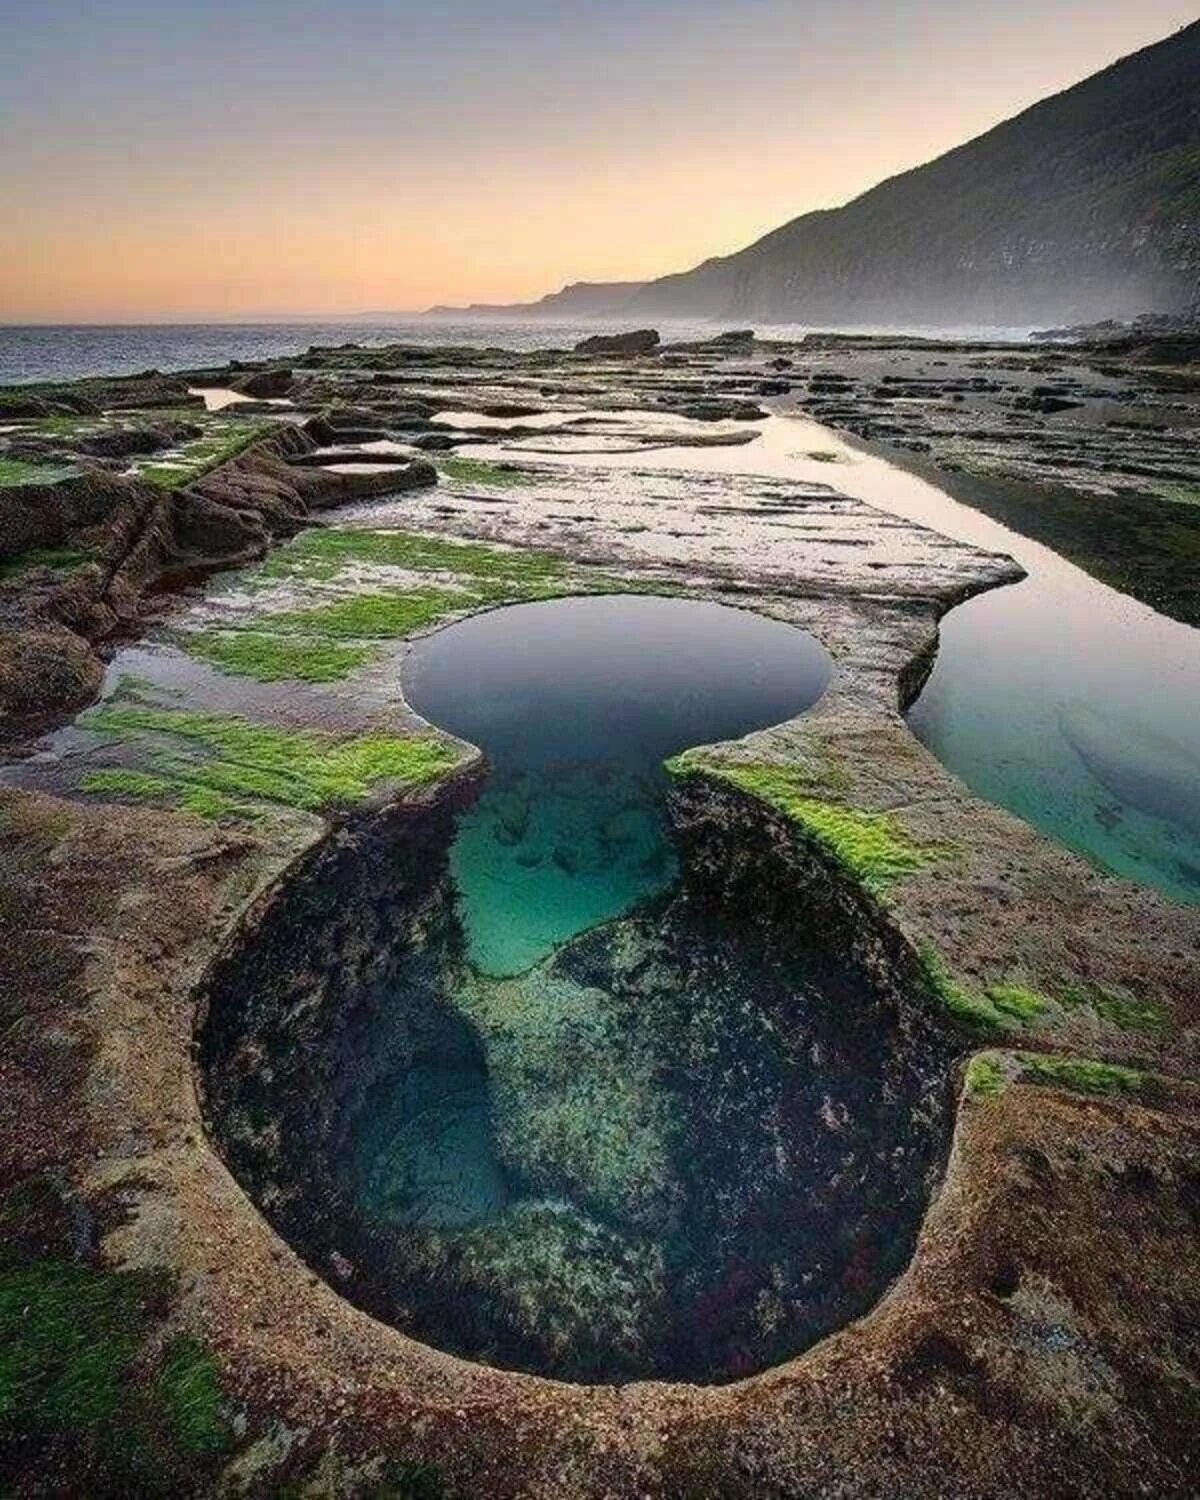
404 594 831 974
458 411 1200 901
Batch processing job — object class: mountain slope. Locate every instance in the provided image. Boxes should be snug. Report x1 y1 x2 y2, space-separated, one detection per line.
626 21 1200 327
427 280 646 320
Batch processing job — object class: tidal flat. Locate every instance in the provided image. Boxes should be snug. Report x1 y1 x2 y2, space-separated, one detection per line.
1 326 1198 1498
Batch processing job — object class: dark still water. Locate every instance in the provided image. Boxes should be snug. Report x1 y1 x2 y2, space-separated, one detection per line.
403 593 831 974
299 593 950 1382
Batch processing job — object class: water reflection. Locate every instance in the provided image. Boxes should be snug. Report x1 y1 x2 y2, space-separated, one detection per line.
404 593 831 974
460 412 1200 901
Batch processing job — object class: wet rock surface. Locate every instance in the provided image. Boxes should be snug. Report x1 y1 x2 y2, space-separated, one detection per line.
786 332 1200 624
0 329 1198 1497
202 797 957 1385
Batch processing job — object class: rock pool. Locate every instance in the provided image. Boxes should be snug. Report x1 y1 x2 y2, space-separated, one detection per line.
202 595 956 1384
403 594 831 975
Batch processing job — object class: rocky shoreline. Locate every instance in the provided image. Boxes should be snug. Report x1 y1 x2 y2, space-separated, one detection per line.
1 328 1198 1497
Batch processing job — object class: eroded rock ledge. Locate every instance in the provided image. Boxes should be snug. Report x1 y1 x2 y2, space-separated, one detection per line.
1 335 1198 1498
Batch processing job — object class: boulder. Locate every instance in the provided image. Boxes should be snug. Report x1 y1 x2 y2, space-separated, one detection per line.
574 329 661 356
232 368 295 399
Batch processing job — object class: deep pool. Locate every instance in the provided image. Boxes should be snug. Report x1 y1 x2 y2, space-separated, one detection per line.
209 594 949 1383
403 593 831 975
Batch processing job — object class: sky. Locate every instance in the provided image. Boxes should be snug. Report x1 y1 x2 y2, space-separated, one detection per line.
1 1 1196 322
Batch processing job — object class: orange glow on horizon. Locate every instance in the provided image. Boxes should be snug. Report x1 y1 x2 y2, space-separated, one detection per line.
2 6 1195 322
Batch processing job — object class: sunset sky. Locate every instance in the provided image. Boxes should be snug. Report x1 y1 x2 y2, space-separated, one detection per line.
2 1 1196 322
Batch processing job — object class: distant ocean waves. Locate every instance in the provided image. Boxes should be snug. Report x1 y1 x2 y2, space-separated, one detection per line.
0 318 1032 385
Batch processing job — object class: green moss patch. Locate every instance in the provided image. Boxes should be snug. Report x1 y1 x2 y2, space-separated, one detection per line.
917 951 1164 1043
133 420 265 489
0 458 78 487
1015 1051 1147 1098
84 697 462 813
965 1049 1151 1103
259 525 567 587
668 757 931 893
261 588 474 641
918 945 1015 1037
0 1261 152 1432
964 1053 1008 1099
0 1256 230 1486
81 768 174 801
192 527 673 683
79 767 246 822
183 630 376 683
435 455 534 489
0 546 89 581
151 1336 230 1457
1060 981 1166 1034
984 983 1051 1024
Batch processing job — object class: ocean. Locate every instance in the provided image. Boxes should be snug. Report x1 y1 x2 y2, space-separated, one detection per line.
0 318 1034 385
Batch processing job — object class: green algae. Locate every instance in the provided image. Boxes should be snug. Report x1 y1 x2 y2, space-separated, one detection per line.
918 945 1014 1036
81 766 251 822
435 455 534 489
82 768 174 800
195 527 672 686
1060 981 1166 1034
1015 1051 1147 1097
151 1336 230 1457
258 525 566 586
918 952 1051 1037
668 757 931 893
261 588 475 640
918 951 1162 1041
985 983 1051 1023
0 1258 231 1485
965 1050 1148 1102
134 421 265 489
0 1261 154 1432
183 629 376 682
0 546 88 581
84 699 462 812
964 1053 1008 1099
0 458 77 487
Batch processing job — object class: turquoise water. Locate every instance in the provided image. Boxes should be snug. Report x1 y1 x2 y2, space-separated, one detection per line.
463 415 1200 903
403 594 831 975
333 593 948 1381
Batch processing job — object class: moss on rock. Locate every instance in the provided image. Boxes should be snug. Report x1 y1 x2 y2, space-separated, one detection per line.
668 756 933 893
964 1053 1008 1099
257 525 566 587
183 629 377 683
1015 1051 1148 1097
435 456 536 490
84 695 462 813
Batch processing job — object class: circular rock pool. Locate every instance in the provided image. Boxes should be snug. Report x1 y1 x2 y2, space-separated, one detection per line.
201 594 955 1385
403 594 832 975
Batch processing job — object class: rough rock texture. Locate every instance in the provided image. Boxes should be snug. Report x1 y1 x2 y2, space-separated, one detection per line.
574 329 661 356
0 426 435 737
0 332 1198 1496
